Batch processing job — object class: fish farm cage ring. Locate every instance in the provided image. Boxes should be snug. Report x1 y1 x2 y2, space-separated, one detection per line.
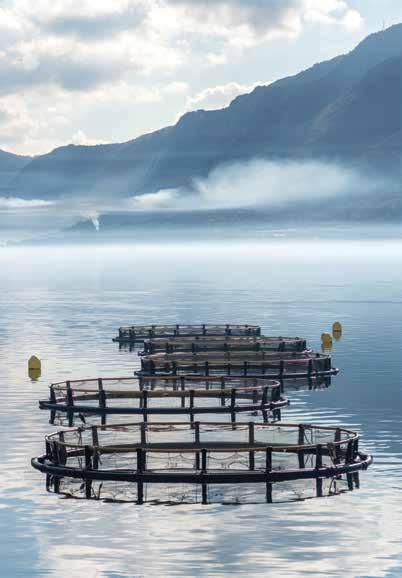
39 377 287 426
136 374 334 392
114 324 262 342
140 335 308 355
141 350 319 363
31 421 372 505
137 351 338 379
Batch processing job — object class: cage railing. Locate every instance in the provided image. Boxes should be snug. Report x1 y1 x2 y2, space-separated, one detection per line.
31 421 372 505
114 324 261 342
141 350 319 363
39 376 287 426
141 335 307 355
137 351 337 378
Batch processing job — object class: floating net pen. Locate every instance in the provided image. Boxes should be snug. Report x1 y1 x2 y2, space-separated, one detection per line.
140 335 307 355
39 376 287 427
114 324 261 342
141 350 318 364
137 351 338 379
31 422 372 505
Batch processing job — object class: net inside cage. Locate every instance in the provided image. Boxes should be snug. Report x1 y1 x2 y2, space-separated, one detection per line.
40 422 365 505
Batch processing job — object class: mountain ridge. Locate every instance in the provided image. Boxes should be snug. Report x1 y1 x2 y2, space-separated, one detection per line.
7 23 402 203
0 149 32 192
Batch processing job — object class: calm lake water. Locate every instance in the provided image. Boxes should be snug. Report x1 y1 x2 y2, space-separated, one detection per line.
1 239 402 577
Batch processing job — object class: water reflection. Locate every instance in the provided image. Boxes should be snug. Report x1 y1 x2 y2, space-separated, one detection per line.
41 471 363 506
1 241 402 577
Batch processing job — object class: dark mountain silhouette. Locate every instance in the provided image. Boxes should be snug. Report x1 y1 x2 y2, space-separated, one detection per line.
8 24 402 205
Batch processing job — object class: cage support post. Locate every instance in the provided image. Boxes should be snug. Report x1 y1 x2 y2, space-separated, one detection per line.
91 426 99 470
49 386 56 424
180 378 185 407
201 449 208 504
346 439 355 490
220 378 226 407
230 388 236 425
266 448 273 503
52 440 61 494
195 422 200 470
143 390 148 423
315 444 323 497
66 381 74 427
98 383 107 426
334 428 341 464
248 422 255 471
137 448 144 504
84 445 92 499
189 390 195 425
298 425 305 469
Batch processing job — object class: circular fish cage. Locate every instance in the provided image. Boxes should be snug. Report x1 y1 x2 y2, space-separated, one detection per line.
114 324 261 343
137 351 337 379
141 335 308 355
31 422 372 505
137 374 334 392
39 376 287 427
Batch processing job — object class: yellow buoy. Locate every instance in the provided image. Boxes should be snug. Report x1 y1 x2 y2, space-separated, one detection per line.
29 367 41 381
28 356 41 380
321 333 333 352
321 332 332 345
28 355 41 371
332 321 342 333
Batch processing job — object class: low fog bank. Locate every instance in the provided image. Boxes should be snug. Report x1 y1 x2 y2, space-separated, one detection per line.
0 157 399 245
133 159 389 211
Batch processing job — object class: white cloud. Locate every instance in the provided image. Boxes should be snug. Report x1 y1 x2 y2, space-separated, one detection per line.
35 0 148 40
0 91 70 154
304 1 363 31
162 81 189 95
0 1 182 96
205 52 227 66
342 9 364 32
185 81 270 112
0 197 55 209
0 1 363 97
0 81 186 154
166 0 363 44
0 0 364 154
70 130 104 146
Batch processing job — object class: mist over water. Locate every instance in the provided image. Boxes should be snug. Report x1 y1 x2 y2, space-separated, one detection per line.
0 158 392 244
1 238 402 577
136 158 387 211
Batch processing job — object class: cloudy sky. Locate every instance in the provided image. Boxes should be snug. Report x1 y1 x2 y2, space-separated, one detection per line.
1 0 402 156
